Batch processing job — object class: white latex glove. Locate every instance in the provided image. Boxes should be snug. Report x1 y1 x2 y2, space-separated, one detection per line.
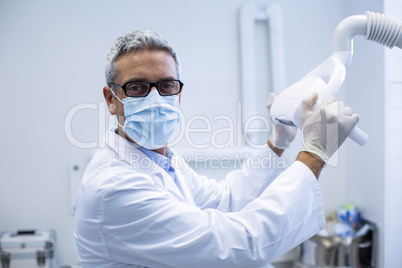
266 93 297 149
300 93 359 163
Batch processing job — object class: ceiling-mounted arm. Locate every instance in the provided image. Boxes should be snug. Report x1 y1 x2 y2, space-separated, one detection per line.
332 11 402 67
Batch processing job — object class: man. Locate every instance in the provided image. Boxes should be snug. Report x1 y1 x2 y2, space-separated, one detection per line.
74 29 359 268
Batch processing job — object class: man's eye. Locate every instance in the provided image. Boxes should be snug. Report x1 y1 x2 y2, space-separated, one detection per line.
125 83 148 96
127 85 143 91
161 83 174 89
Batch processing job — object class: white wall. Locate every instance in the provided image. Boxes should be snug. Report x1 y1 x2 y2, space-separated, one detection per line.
0 0 383 266
383 1 402 267
343 1 387 266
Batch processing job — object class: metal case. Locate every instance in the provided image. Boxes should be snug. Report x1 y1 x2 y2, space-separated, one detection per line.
0 230 57 268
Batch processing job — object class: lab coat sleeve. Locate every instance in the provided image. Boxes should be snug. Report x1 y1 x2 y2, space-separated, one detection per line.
99 161 325 268
181 146 287 212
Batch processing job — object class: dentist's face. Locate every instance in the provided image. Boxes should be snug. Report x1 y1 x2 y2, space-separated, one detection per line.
103 49 180 138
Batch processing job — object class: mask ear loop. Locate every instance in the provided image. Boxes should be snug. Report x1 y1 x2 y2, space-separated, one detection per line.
109 86 124 104
109 86 125 129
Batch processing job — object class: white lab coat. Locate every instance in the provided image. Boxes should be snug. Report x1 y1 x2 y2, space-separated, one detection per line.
74 128 325 268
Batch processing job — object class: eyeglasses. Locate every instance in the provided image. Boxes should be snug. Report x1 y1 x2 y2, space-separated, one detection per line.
109 79 183 97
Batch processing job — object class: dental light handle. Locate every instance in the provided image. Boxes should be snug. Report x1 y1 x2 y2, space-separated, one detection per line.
348 126 368 146
311 101 368 146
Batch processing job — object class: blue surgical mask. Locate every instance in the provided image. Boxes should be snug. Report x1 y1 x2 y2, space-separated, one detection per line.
114 90 180 149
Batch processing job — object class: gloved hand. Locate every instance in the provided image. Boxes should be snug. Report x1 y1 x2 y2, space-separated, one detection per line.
300 93 359 163
266 93 297 149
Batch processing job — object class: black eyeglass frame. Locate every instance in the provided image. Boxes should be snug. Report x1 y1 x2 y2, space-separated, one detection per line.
109 79 183 97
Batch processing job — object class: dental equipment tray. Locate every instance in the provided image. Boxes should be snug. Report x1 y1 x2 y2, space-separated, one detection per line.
0 229 57 268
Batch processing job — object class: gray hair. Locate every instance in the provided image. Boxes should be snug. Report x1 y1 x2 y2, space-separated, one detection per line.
105 29 181 85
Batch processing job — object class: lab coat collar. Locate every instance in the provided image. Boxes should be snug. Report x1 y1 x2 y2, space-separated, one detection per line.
105 127 194 204
105 127 156 174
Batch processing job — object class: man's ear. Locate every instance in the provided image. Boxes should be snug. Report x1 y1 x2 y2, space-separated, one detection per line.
178 86 183 104
103 86 116 115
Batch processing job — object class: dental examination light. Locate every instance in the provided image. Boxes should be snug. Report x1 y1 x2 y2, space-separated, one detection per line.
271 11 402 146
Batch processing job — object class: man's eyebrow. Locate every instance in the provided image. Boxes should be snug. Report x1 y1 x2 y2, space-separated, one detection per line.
123 77 177 83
